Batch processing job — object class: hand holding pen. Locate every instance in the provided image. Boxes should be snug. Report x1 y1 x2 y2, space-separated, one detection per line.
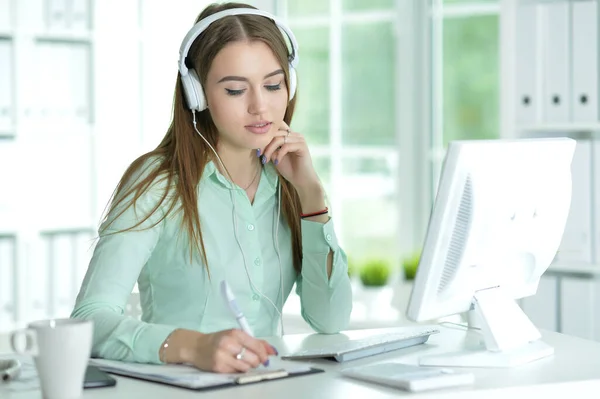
185 281 276 373
219 281 278 368
157 282 277 373
193 328 277 373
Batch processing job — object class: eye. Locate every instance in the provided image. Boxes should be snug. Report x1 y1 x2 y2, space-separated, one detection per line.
225 88 245 96
265 84 281 92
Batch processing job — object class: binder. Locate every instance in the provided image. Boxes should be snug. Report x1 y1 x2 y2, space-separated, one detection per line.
593 139 600 263
28 235 50 322
57 43 71 126
0 237 15 331
0 0 11 31
35 42 55 124
541 1 571 124
46 0 68 30
520 275 558 333
50 234 75 318
555 140 592 263
39 42 91 128
90 358 323 391
561 279 595 340
571 0 599 123
514 2 540 125
0 40 13 132
69 43 91 125
68 0 90 31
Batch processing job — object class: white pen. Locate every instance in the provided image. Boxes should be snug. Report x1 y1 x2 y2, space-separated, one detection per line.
221 280 254 337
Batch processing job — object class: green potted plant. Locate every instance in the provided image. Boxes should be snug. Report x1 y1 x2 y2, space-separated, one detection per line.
359 259 391 287
402 251 421 281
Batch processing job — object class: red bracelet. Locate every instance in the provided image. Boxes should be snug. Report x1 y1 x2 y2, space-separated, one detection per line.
301 207 329 218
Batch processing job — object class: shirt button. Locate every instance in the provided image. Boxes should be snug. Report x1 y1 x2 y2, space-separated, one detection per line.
254 257 261 266
247 224 255 231
325 234 332 241
252 294 260 301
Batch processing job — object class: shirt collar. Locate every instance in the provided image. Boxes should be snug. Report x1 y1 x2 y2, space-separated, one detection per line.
202 160 280 196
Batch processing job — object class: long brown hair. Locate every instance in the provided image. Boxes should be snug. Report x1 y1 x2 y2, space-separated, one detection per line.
101 2 303 275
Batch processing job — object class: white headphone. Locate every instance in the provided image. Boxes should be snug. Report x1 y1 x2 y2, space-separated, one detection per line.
181 8 296 335
178 8 300 112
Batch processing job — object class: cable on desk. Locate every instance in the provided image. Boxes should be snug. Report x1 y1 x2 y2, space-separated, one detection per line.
439 321 481 331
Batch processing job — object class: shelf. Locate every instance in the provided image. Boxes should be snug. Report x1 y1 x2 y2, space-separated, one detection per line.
33 31 93 43
546 262 600 279
0 132 15 139
39 226 96 236
17 122 93 136
517 124 600 135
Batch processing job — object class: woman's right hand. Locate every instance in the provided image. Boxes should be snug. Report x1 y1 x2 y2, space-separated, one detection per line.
165 328 278 373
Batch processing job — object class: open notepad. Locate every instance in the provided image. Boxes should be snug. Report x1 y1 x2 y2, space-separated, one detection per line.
89 357 323 390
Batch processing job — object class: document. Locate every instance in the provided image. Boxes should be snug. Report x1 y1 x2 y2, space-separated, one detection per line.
90 357 320 390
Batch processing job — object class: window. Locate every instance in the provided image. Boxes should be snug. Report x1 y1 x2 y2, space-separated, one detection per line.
284 0 500 267
284 1 402 266
442 14 499 145
289 26 330 145
430 0 500 185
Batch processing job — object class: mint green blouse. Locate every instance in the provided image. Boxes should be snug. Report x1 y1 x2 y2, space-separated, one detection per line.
71 160 352 364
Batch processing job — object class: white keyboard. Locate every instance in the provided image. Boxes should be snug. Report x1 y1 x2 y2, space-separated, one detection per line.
281 327 440 362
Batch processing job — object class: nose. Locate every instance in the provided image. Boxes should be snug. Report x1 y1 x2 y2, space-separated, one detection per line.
248 87 268 115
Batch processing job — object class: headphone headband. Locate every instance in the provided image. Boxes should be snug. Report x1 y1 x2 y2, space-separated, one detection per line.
177 8 299 111
178 8 299 77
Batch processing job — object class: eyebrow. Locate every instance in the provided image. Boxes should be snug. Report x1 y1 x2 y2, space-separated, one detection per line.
217 69 284 83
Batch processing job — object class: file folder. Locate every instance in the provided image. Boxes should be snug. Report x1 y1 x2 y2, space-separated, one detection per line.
50 234 75 318
561 279 595 340
69 0 91 31
515 2 540 125
593 139 600 263
46 0 68 31
0 237 15 331
0 0 11 31
520 275 558 333
555 140 592 264
571 0 599 123
69 43 91 125
29 235 50 321
542 1 571 124
0 40 13 132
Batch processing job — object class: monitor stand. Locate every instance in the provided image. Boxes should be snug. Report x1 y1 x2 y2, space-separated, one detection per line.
419 286 554 368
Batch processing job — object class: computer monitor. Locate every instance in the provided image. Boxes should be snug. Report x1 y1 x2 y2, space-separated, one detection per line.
406 137 576 368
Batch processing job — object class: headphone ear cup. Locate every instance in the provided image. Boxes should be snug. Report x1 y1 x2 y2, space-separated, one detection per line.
181 69 207 111
288 65 297 101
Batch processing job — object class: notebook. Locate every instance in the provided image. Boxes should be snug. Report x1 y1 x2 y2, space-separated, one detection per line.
89 357 323 390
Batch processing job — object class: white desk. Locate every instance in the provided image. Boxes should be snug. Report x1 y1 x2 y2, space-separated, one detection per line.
3 325 600 399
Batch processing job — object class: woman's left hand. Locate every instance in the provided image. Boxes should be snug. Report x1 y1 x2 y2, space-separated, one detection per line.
260 121 320 190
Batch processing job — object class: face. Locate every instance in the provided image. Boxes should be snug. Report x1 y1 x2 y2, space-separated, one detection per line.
204 40 289 153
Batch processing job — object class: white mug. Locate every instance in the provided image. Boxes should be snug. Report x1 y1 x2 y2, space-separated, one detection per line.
10 319 93 399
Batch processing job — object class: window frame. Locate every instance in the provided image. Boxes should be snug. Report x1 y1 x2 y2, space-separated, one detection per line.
271 0 500 258
429 0 500 190
273 0 433 258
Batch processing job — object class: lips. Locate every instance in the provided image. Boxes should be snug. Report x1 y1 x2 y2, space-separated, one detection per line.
245 121 272 134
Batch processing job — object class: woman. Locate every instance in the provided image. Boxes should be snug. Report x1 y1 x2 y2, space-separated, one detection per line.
71 2 352 374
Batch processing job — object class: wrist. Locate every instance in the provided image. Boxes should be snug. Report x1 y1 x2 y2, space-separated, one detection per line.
296 182 325 213
161 328 205 364
296 183 329 224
